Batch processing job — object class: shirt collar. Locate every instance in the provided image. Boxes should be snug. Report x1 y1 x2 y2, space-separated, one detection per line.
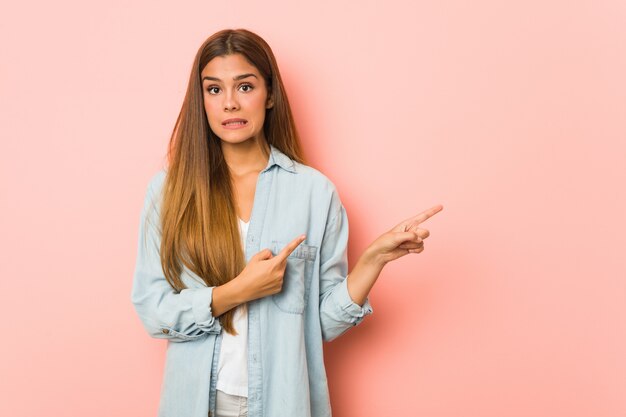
262 144 297 174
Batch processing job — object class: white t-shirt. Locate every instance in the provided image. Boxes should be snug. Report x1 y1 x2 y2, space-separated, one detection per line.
215 217 249 397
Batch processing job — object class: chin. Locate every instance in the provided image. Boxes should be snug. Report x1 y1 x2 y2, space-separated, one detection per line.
219 135 257 145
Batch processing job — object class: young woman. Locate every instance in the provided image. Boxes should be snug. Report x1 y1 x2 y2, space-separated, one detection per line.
131 28 442 417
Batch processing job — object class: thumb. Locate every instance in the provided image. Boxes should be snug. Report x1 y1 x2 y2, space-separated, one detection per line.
253 248 273 261
393 231 421 245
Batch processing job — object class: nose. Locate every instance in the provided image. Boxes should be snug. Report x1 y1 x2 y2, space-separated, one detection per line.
223 90 239 111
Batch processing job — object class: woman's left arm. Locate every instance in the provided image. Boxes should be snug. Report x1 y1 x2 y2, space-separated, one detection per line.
346 204 444 306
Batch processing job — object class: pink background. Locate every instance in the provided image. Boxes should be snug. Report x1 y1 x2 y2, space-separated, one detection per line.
1 1 625 416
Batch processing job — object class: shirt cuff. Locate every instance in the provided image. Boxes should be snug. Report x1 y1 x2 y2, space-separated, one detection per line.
332 275 374 326
192 286 223 334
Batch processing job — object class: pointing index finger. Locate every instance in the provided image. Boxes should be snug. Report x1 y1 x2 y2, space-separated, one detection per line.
411 204 444 226
276 234 307 261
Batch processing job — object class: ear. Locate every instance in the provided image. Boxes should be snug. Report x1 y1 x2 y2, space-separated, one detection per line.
266 95 274 109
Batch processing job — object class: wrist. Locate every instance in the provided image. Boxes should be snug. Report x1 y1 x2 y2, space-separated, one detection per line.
362 245 387 269
227 274 248 305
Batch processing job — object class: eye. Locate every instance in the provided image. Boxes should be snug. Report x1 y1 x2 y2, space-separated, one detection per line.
206 86 220 95
239 83 254 92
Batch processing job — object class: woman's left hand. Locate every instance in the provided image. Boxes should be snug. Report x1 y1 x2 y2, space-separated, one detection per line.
365 204 444 266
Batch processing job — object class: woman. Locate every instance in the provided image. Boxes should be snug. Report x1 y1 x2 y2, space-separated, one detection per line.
131 28 442 417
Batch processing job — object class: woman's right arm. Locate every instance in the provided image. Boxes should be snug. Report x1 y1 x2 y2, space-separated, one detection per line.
131 172 302 342
131 173 227 342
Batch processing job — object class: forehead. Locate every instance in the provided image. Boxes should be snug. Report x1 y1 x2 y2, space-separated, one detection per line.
201 53 260 78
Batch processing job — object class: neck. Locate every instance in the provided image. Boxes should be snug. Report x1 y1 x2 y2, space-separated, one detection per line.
221 138 270 177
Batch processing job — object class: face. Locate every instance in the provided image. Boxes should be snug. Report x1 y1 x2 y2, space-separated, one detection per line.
201 53 273 146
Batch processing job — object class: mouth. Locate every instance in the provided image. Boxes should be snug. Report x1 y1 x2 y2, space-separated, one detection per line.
222 118 248 128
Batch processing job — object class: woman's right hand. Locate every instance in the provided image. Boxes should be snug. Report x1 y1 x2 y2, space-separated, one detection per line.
236 234 307 303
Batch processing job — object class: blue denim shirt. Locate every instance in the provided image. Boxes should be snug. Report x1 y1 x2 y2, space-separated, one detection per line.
131 144 373 417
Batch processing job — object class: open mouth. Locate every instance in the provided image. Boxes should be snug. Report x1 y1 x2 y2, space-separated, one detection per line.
222 119 248 127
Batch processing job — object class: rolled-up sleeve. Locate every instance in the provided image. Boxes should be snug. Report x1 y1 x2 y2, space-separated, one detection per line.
318 196 373 342
130 173 222 342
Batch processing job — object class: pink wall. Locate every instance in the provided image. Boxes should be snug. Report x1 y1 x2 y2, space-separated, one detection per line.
1 1 624 416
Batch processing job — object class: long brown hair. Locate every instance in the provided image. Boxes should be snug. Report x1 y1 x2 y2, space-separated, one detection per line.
159 29 305 335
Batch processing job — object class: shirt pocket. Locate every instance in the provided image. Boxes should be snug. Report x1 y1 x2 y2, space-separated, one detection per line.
270 240 318 315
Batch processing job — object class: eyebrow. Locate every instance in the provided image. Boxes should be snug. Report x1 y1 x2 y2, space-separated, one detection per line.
202 73 258 82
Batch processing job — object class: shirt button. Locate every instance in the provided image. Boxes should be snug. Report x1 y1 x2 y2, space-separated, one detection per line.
162 328 170 334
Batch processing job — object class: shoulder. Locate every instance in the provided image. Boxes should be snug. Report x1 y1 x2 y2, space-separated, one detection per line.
292 161 340 196
139 169 167 213
146 168 167 196
291 161 344 216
